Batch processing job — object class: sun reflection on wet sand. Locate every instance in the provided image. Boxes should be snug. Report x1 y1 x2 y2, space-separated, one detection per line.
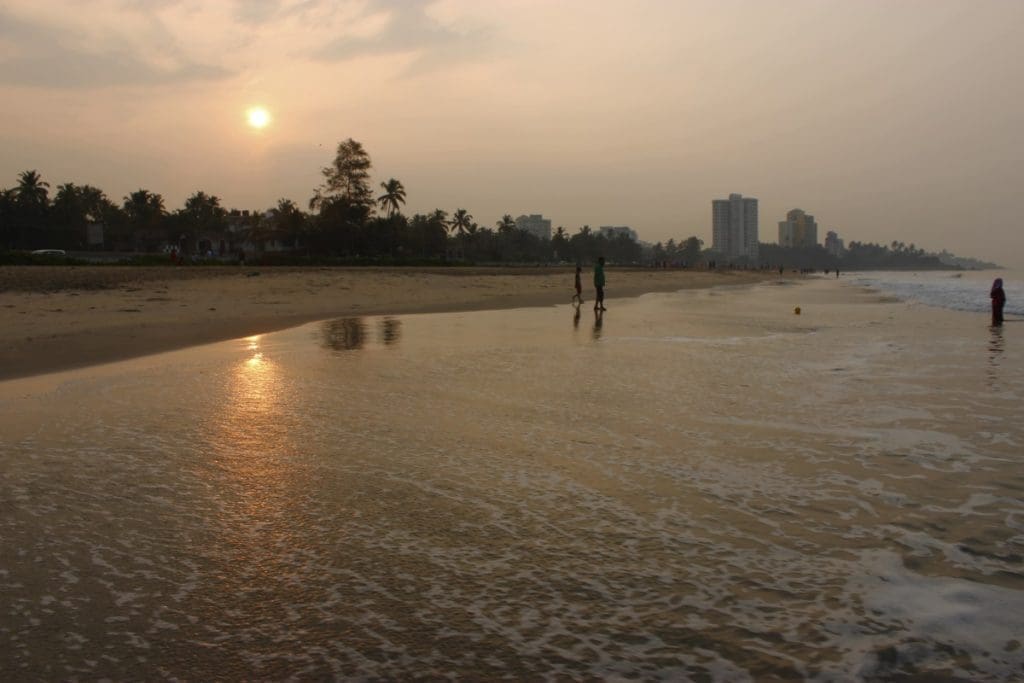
201 334 316 590
1 281 1022 680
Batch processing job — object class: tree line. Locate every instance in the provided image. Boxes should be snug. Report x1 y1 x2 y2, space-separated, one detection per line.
3 138 972 270
0 139 642 266
757 241 957 271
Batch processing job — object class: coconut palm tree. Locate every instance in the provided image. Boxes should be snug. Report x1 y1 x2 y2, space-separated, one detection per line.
13 170 51 247
123 189 166 251
496 214 516 234
377 178 406 217
15 170 49 208
449 208 473 236
430 208 448 226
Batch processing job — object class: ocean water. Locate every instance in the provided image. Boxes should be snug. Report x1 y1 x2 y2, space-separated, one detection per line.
1 278 1022 681
848 269 1021 317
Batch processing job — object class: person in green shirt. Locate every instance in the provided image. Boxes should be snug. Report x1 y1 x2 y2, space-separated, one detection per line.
593 256 607 311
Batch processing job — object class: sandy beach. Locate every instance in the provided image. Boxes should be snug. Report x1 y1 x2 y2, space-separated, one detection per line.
0 265 773 380
2 275 1020 679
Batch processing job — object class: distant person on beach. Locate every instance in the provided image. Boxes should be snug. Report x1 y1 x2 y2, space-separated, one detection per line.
836 269 840 278
574 265 583 304
991 278 1006 326
594 257 607 311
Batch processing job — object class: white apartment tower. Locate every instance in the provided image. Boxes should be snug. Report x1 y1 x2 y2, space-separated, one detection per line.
712 194 759 261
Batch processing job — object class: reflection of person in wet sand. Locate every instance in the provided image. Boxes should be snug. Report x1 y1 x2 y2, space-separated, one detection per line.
990 278 1006 326
592 309 603 339
593 256 607 311
573 305 581 329
988 325 1004 387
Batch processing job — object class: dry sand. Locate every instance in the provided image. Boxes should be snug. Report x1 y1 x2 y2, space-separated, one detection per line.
0 265 775 380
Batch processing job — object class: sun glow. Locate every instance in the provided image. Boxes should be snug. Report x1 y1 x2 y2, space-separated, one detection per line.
246 106 272 129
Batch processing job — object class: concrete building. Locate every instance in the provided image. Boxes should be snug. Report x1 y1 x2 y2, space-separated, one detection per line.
598 225 639 242
777 209 818 248
515 214 552 240
824 230 845 256
711 193 758 260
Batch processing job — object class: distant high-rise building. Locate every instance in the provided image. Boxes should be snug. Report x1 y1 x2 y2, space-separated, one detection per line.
515 214 552 240
777 209 818 248
824 230 845 256
598 226 638 242
711 194 758 260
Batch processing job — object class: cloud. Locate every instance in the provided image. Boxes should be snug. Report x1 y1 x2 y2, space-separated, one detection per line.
0 5 233 88
232 0 285 25
311 0 490 75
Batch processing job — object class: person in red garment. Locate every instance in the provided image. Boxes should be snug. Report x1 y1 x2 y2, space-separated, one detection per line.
990 278 1006 326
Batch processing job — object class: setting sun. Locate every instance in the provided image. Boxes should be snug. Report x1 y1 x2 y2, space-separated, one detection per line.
246 106 271 129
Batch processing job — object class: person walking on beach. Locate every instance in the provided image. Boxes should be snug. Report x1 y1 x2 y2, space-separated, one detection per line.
991 278 1006 326
574 265 583 305
593 257 607 311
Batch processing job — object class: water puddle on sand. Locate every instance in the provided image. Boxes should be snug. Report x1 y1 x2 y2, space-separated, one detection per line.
1 280 1022 680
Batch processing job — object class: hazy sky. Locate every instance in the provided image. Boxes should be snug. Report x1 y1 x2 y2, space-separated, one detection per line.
2 0 1022 263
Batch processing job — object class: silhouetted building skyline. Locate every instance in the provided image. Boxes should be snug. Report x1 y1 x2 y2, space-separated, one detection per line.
598 226 638 242
824 230 845 256
778 208 818 248
515 214 552 240
712 193 759 261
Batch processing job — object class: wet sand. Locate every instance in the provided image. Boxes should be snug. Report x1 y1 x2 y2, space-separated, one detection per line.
2 278 1020 679
0 266 773 380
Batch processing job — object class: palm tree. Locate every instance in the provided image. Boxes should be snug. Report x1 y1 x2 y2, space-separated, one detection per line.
181 191 225 231
268 198 307 248
123 189 166 251
15 170 49 208
377 178 406 217
496 214 516 234
449 208 473 236
13 170 51 247
124 189 165 222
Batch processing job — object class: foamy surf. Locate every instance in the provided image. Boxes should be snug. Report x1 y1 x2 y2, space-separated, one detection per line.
1 279 1021 680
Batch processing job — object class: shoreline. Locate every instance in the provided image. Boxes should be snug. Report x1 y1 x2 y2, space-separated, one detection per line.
0 266 780 381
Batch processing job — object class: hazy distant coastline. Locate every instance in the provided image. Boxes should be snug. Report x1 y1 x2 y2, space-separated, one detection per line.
2 145 997 274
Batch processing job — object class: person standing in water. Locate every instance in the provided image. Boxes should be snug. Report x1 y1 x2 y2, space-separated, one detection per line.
991 278 1006 326
593 256 606 311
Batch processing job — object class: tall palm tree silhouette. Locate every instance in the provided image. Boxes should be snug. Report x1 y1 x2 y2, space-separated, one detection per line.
377 178 406 217
15 170 49 208
449 208 473 236
496 214 516 234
